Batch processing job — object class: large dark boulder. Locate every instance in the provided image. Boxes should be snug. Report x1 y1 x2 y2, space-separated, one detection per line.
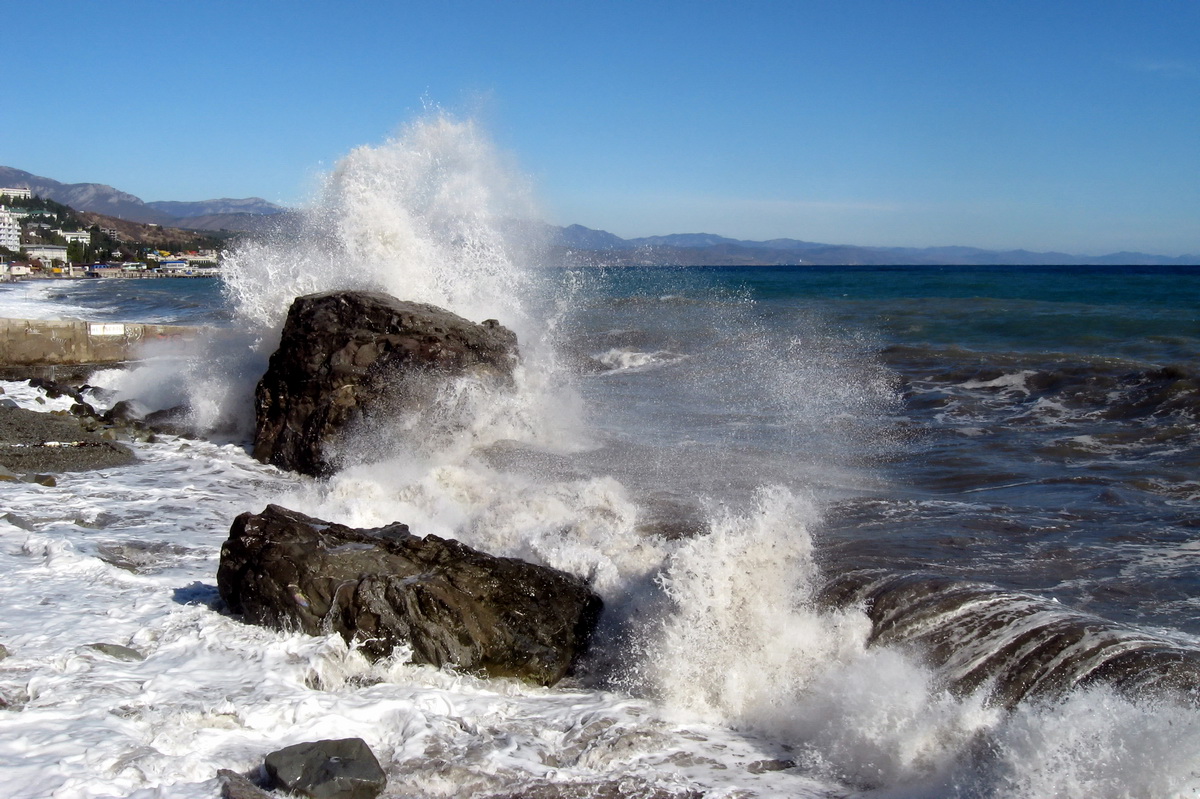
252 291 518 477
217 505 602 686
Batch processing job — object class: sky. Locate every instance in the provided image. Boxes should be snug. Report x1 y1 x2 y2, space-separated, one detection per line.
3 1 1198 256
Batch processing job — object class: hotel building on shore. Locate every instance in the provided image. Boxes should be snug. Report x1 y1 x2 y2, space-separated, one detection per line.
0 206 20 251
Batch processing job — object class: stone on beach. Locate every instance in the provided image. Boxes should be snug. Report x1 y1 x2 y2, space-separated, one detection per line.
217 504 602 686
263 738 387 799
251 290 518 477
217 769 274 799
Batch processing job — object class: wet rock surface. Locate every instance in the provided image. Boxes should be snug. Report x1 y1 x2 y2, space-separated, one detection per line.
252 290 518 477
84 643 145 661
263 738 387 799
0 377 201 477
821 570 1200 708
217 769 274 799
217 504 602 686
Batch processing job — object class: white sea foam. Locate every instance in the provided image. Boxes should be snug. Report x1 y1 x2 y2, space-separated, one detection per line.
3 399 1196 798
0 280 88 320
958 370 1036 393
595 347 686 373
4 115 1198 798
0 387 849 798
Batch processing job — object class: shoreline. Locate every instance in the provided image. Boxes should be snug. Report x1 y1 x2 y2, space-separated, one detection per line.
2 273 219 283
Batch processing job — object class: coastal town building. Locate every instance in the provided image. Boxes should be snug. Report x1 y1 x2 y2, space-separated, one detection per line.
0 206 20 251
57 230 92 245
158 259 220 276
24 244 68 264
0 187 33 201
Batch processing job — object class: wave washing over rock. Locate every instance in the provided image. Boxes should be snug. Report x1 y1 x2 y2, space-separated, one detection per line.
1 114 1198 798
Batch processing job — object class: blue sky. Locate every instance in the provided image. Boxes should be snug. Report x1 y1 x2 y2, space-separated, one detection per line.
4 1 1198 255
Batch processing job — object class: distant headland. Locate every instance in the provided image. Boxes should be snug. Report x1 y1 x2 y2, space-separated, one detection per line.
2 165 1196 268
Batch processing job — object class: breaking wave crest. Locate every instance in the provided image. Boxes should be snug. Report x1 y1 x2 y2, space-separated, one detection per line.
18 113 1198 799
223 113 544 336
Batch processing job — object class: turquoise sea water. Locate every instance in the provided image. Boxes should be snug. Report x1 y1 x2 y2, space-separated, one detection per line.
560 265 1200 631
4 265 1197 634
3 264 1199 797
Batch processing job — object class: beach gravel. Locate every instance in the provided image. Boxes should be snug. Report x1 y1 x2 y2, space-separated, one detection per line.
0 407 136 472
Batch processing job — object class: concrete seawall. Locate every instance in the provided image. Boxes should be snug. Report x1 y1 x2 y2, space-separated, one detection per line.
0 318 204 368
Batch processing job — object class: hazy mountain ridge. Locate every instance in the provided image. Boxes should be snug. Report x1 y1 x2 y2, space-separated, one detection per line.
0 167 285 232
551 225 1198 266
146 198 285 218
2 166 1194 264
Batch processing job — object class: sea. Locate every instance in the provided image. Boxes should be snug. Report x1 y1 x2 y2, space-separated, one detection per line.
1 117 1198 798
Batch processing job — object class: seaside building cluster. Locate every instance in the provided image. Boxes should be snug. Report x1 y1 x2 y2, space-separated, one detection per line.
1 186 222 281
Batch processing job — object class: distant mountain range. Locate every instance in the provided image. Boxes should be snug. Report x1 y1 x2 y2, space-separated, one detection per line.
549 225 1199 267
2 166 1195 266
0 167 286 233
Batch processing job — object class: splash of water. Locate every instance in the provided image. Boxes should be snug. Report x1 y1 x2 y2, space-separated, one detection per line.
222 113 544 336
97 113 557 439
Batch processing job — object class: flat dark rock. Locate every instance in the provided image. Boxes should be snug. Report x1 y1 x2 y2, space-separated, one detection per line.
218 504 602 685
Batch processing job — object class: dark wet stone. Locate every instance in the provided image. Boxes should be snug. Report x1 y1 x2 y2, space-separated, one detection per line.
70 402 97 418
95 541 192 573
218 504 602 686
28 377 85 403
821 570 1200 708
0 644 9 661
747 759 796 774
252 291 518 477
74 512 123 529
217 769 274 799
86 643 144 661
103 399 148 423
263 738 386 799
1 512 35 530
140 404 193 436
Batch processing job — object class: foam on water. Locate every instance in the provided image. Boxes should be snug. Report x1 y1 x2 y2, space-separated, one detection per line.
0 280 90 320
595 347 687 373
5 116 1200 798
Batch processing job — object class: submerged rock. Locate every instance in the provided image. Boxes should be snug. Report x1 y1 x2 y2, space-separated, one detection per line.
217 505 602 686
252 290 518 477
85 642 144 661
821 570 1200 708
263 738 386 799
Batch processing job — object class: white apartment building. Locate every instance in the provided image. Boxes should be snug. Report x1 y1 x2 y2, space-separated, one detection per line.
0 187 32 200
58 230 93 245
0 206 20 251
24 244 68 263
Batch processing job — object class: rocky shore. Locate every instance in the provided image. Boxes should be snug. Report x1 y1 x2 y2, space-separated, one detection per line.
1 291 604 798
0 377 186 479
